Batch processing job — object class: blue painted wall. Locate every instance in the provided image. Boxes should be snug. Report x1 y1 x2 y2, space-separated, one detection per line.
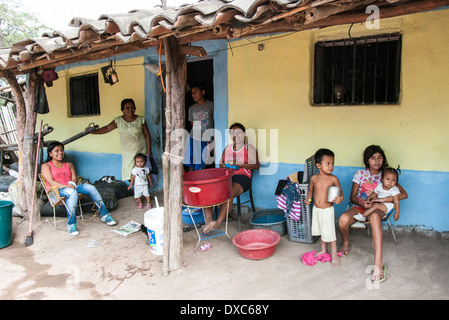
247 163 449 233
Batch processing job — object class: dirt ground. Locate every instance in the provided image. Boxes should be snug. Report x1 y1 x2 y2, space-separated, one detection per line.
1 194 449 301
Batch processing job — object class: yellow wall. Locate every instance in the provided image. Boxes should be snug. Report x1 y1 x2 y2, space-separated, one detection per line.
228 9 449 172
39 56 145 154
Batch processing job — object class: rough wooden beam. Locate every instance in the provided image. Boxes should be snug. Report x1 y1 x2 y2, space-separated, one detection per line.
157 44 208 58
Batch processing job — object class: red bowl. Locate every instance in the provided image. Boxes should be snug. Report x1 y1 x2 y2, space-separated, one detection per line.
232 229 281 260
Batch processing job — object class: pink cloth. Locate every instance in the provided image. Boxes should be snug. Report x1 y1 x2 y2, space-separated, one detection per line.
301 251 342 266
301 250 317 266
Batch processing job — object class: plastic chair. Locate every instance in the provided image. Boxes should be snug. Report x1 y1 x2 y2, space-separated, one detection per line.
38 174 97 228
349 203 398 245
235 177 256 232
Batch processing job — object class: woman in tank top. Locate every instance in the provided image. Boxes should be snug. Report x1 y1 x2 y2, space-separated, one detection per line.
41 141 117 236
203 123 260 234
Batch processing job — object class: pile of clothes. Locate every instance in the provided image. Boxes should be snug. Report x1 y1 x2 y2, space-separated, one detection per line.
275 171 303 221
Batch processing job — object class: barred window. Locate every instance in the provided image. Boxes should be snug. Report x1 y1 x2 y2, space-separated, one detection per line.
313 34 402 105
69 73 100 116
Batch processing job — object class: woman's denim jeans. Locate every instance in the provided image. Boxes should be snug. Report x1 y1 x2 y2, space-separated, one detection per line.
58 183 108 225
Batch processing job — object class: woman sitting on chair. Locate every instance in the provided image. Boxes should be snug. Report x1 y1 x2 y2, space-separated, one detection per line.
203 123 260 233
41 141 116 236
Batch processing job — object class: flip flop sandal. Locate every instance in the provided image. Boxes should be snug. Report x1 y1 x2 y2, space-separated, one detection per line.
137 204 143 210
372 265 387 283
146 203 152 209
199 243 212 251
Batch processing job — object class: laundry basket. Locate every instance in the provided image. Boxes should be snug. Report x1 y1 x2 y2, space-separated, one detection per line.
302 155 319 183
286 183 318 244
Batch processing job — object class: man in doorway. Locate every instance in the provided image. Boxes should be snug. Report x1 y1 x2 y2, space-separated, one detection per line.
184 83 214 171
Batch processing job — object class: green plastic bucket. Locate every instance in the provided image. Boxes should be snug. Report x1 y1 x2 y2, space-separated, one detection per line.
0 200 14 249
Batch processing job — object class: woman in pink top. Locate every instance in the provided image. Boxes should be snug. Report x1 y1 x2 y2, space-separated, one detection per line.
203 123 260 233
338 145 408 282
41 141 116 236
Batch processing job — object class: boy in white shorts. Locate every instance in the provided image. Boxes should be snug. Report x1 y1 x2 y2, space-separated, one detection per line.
354 167 400 222
128 153 153 209
305 148 344 266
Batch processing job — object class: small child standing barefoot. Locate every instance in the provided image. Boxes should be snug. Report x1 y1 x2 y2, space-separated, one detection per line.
128 153 153 209
305 148 344 266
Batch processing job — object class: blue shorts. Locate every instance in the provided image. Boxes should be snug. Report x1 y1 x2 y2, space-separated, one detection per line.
184 136 209 171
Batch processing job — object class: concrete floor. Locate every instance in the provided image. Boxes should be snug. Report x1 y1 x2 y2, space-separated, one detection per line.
1 195 448 301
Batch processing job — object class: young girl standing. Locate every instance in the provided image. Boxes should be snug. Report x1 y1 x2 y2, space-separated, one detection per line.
128 153 153 210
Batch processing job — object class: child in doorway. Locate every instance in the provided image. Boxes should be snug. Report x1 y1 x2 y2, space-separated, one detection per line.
354 167 400 222
305 148 344 266
128 153 153 209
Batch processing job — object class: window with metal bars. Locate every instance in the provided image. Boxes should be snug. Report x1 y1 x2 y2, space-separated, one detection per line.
69 73 100 116
313 34 402 105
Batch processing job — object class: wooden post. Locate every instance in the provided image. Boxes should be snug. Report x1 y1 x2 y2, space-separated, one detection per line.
3 70 39 221
162 36 186 275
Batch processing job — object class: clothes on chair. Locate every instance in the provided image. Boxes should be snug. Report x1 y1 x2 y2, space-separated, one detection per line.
276 180 301 221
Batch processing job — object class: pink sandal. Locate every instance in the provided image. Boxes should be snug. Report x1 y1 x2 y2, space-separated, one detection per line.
146 203 152 209
137 203 143 210
199 243 212 251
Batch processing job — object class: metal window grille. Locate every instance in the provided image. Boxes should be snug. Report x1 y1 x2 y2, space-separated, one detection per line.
313 34 402 105
69 73 100 116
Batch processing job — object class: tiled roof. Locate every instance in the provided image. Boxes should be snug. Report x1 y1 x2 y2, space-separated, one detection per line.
1 0 447 74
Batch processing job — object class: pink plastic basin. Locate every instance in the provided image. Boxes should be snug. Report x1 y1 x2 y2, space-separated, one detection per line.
232 229 281 260
183 168 233 206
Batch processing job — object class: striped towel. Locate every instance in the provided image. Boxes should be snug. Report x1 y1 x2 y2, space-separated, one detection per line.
276 183 301 221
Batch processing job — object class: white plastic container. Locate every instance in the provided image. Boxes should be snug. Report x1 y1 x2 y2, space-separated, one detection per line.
144 207 164 255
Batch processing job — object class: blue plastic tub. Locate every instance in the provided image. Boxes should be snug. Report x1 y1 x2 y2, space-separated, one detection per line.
249 209 287 236
182 206 205 225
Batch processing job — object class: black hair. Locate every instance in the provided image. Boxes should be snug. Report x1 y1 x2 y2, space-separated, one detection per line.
134 153 146 162
191 83 205 92
314 148 335 165
46 141 64 161
229 122 246 132
382 166 401 182
121 98 136 111
363 145 388 170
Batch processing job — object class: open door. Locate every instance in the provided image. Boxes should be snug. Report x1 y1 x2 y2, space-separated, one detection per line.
184 59 214 168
